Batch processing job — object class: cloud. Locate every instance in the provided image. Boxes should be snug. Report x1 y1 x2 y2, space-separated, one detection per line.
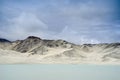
9 12 47 31
52 26 101 44
0 0 120 44
0 12 49 40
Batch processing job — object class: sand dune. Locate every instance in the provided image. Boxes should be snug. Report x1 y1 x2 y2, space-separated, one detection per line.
0 36 120 64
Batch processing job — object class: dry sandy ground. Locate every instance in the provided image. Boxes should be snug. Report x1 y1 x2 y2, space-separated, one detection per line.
0 48 120 64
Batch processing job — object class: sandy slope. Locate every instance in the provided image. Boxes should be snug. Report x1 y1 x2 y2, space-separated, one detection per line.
0 47 120 64
0 48 71 64
0 36 120 64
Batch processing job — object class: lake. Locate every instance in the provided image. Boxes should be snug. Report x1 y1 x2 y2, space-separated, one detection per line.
0 64 120 80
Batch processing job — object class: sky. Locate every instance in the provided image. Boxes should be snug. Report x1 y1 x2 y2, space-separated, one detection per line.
0 0 120 44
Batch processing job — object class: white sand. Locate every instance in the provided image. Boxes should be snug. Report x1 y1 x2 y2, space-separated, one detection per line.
0 47 120 64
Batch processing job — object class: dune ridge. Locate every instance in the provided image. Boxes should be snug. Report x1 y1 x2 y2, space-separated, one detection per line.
0 36 120 64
